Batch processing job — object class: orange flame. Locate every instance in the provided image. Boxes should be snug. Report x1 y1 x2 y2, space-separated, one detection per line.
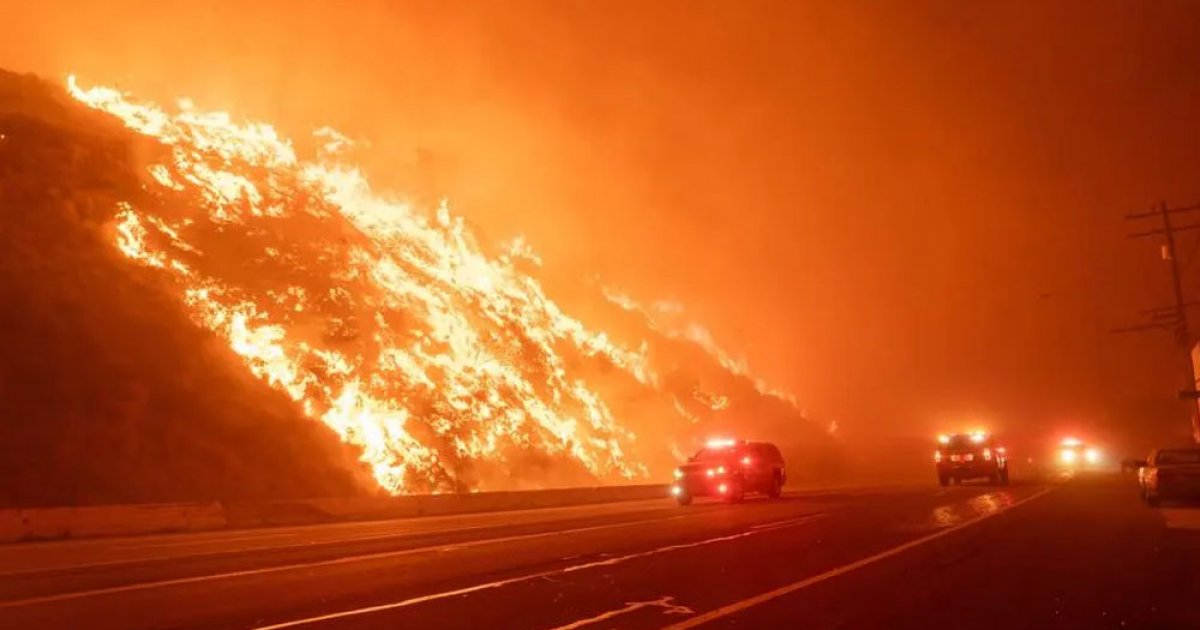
68 76 663 493
66 75 809 494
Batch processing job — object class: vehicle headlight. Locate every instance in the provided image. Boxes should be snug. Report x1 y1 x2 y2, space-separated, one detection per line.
1084 449 1100 464
673 468 683 479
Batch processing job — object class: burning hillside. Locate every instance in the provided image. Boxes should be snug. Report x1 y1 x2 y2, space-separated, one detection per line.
0 69 832 505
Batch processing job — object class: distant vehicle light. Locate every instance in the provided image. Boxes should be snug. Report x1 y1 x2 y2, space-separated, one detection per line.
970 432 986 444
1085 448 1101 464
934 450 943 462
1060 449 1078 464
717 483 728 494
741 456 752 466
997 446 1007 454
937 434 950 445
1061 437 1082 447
716 465 727 475
707 438 737 449
673 468 683 479
982 448 993 461
964 453 975 462
706 468 715 477
671 485 682 496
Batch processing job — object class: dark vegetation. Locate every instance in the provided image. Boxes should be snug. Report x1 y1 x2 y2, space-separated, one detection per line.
0 70 368 507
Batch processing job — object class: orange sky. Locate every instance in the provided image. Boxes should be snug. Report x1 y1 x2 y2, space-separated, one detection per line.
6 0 1200 450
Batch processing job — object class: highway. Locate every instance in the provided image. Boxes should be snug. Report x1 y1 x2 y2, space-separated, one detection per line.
1 475 1197 629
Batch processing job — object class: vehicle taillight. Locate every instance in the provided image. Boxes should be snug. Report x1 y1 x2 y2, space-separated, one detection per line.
982 448 992 461
706 468 715 477
716 465 727 475
741 456 752 466
934 451 943 462
717 483 728 494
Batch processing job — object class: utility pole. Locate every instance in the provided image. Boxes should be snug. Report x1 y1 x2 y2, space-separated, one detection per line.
1123 200 1200 345
1158 201 1190 346
1124 201 1200 441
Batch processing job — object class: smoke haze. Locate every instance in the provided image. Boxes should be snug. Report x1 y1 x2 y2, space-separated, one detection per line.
4 1 1200 487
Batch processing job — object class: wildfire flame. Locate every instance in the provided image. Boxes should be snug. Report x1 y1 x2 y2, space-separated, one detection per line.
66 76 800 494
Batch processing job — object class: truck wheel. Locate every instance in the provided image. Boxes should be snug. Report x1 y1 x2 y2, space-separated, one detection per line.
768 474 783 498
938 474 950 487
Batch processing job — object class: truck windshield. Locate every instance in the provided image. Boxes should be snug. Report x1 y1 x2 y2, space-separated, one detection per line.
944 436 975 450
1157 449 1200 465
690 447 738 462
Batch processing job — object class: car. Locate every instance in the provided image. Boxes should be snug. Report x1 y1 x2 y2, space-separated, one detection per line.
671 439 786 505
934 432 1009 486
1134 447 1200 506
1054 437 1105 473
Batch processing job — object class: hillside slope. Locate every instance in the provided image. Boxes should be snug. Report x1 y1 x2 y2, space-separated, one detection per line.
0 71 369 506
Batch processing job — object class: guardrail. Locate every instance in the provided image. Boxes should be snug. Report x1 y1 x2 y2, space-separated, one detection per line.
0 484 670 543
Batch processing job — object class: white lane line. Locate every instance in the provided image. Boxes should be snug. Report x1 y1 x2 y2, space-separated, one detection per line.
748 516 818 530
0 511 712 608
116 532 300 550
248 513 828 630
661 487 1056 629
547 595 693 630
0 503 697 579
0 503 685 577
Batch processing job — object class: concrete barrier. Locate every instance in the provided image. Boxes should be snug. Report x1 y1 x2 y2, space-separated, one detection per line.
223 484 670 528
0 484 670 543
0 502 226 543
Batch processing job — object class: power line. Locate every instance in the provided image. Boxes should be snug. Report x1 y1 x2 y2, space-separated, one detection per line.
1124 201 1200 442
1124 202 1193 346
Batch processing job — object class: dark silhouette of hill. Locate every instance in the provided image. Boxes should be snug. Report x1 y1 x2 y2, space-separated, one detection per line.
0 70 369 507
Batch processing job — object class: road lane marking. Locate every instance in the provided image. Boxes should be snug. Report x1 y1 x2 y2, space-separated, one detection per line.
0 511 715 608
115 532 300 550
748 516 820 530
661 487 1055 629
0 502 688 578
0 487 862 578
547 595 692 630
248 513 828 630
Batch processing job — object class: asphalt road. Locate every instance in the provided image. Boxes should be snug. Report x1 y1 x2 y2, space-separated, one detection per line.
1 475 1197 629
